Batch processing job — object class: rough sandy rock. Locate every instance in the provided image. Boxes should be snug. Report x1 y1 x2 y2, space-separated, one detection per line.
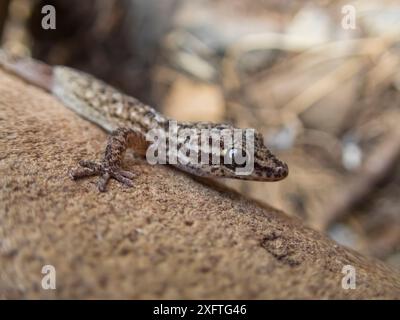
0 70 399 299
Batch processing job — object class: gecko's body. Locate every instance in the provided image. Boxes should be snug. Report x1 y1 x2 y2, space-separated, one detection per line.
0 50 288 191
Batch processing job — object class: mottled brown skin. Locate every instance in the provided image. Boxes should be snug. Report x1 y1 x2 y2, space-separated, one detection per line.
0 50 289 192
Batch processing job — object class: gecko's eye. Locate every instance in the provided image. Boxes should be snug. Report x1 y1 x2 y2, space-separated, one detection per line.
222 148 240 162
223 147 248 168
227 148 239 159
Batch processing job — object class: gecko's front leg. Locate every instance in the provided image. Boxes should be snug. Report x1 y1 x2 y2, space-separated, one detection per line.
69 127 148 192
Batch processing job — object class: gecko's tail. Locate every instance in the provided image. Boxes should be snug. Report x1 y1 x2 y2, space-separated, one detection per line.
0 48 53 92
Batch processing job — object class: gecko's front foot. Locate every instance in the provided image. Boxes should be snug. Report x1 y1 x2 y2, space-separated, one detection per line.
69 160 136 192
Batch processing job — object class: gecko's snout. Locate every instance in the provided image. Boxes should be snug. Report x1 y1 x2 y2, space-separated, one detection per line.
264 154 289 181
273 161 289 180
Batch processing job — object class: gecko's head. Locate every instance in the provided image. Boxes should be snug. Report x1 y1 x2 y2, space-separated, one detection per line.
171 123 288 181
208 130 289 181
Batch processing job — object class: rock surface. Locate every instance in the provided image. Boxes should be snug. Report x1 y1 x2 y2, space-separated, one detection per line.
0 70 399 299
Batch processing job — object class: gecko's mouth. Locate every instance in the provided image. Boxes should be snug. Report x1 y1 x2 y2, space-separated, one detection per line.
234 161 289 181
223 162 249 171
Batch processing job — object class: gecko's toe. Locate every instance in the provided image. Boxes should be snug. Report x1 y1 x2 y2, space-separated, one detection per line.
69 160 101 179
78 160 101 171
96 169 135 192
118 170 137 179
111 171 135 187
97 172 111 192
69 166 97 179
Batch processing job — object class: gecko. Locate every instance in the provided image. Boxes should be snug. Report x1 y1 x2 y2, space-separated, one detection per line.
0 50 288 192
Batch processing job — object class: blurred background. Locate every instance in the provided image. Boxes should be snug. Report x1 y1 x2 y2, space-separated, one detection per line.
1 0 399 268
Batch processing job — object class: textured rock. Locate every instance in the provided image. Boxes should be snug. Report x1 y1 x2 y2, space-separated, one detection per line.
0 70 399 299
